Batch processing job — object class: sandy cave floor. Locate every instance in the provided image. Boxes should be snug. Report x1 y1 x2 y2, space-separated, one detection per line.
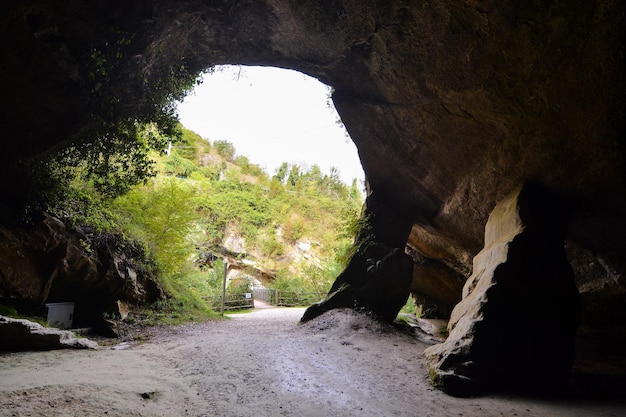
1 306 625 417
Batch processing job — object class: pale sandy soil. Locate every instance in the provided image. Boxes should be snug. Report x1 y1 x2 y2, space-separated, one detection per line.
1 306 625 417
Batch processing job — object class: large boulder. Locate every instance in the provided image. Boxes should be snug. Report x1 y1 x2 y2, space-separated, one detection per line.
425 182 580 396
407 247 465 318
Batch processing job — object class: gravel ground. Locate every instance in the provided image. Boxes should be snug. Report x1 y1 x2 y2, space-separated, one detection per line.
0 307 625 417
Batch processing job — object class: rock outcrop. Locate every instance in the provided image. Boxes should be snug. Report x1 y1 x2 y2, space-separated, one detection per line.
302 192 415 322
302 247 414 323
0 315 98 351
407 246 466 318
425 182 581 396
0 214 162 326
0 0 624 395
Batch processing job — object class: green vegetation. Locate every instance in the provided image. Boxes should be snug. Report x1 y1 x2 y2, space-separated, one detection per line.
0 304 18 317
22 25 207 216
400 296 418 316
0 304 50 326
37 125 363 321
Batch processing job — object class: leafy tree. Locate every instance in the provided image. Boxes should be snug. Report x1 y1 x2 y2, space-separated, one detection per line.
274 162 289 183
178 127 208 160
349 178 361 200
112 177 198 277
164 150 199 178
21 24 206 216
287 164 301 187
213 140 236 161
234 155 250 172
197 180 272 248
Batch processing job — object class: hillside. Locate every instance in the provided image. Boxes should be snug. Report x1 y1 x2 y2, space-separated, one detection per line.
111 126 364 309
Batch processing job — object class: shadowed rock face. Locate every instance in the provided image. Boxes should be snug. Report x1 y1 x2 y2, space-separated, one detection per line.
425 182 581 396
302 193 415 323
301 247 414 323
0 214 162 324
0 0 624 394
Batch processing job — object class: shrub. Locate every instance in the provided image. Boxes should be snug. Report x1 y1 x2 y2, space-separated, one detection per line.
213 140 236 161
164 151 198 178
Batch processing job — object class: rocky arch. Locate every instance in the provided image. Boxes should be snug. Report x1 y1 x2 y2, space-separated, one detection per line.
1 0 625 396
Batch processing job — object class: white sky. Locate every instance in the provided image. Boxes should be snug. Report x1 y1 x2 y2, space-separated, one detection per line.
176 65 364 185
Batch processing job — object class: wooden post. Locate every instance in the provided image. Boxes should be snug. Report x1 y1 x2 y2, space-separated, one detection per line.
221 262 228 316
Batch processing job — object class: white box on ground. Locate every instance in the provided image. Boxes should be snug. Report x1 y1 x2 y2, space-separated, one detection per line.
45 302 75 329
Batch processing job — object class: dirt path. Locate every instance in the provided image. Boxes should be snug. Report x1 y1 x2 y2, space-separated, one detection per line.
1 307 624 416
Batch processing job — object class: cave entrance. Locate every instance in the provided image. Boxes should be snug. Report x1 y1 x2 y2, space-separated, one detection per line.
174 65 366 315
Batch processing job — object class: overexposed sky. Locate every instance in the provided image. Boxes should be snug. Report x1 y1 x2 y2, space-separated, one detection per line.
176 65 364 184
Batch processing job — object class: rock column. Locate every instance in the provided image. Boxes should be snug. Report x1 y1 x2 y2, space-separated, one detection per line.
301 191 414 322
425 182 580 396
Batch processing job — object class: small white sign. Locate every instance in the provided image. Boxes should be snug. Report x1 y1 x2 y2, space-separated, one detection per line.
245 293 252 299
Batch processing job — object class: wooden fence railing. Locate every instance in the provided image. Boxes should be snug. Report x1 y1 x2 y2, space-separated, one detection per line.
253 288 326 307
253 288 277 304
205 292 254 311
205 289 327 311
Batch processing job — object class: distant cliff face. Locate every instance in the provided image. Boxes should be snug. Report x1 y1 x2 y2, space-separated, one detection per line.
1 0 624 358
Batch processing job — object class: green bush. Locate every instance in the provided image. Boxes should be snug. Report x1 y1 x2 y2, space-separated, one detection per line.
228 277 252 294
258 230 285 257
0 304 18 317
197 180 271 247
112 177 197 277
164 151 198 178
